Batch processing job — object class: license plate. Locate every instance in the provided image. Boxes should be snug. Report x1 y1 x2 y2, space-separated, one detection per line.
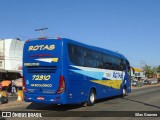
37 96 44 100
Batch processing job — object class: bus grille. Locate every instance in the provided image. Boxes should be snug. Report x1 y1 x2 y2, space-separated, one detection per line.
27 66 57 73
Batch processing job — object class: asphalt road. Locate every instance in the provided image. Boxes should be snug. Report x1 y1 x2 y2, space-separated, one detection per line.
1 85 160 120
8 96 17 103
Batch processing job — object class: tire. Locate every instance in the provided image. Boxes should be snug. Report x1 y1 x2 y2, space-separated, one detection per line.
87 89 96 106
122 87 127 96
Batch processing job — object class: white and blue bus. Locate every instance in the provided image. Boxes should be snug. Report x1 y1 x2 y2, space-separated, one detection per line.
23 38 131 106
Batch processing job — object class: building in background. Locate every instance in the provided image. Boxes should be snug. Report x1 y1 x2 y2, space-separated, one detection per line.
156 72 160 81
0 38 24 81
130 68 145 80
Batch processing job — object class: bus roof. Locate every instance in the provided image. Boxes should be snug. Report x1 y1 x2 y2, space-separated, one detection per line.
62 38 128 61
26 37 128 61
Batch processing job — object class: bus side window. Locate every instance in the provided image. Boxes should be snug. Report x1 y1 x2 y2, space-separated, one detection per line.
77 46 84 66
120 59 125 71
97 63 103 68
84 49 95 67
68 44 75 64
68 44 84 66
102 62 112 69
95 52 103 68
114 57 121 70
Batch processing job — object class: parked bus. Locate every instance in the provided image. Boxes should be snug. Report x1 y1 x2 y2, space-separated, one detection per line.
23 38 131 106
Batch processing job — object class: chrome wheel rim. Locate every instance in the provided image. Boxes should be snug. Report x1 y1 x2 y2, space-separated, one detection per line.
90 93 95 103
123 88 126 95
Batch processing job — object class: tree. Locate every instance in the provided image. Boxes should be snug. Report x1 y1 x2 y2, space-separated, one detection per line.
157 65 160 73
151 66 158 77
142 65 152 78
142 65 157 78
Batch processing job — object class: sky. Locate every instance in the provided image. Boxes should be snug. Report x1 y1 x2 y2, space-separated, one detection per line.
0 0 160 68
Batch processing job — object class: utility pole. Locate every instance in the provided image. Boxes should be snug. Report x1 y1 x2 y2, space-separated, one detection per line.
140 61 146 70
140 60 146 78
35 27 48 38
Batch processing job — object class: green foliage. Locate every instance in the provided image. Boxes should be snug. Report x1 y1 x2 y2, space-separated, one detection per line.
157 65 160 73
142 65 159 77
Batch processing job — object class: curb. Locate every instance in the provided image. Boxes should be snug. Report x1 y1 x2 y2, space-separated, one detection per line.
131 83 160 90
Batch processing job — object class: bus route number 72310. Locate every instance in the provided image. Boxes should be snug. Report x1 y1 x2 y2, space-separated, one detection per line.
32 75 51 81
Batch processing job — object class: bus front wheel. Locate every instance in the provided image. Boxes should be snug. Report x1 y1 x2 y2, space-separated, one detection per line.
87 89 96 106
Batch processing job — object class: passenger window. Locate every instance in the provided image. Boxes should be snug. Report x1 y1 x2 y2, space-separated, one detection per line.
103 54 113 70
84 49 95 67
68 44 84 66
95 52 103 68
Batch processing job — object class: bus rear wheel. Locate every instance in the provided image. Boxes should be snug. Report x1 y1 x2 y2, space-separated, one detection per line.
87 89 96 106
122 87 127 96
